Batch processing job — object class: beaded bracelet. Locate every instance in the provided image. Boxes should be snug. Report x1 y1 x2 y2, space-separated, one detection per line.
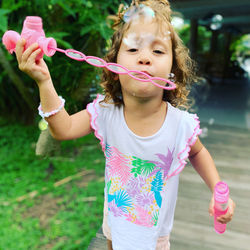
38 96 65 120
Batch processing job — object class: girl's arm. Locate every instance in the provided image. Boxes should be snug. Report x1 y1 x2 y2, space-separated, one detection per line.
188 138 235 224
16 39 92 141
38 79 92 140
188 138 220 192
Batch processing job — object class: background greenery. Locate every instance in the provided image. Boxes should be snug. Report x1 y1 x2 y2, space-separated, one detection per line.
0 0 249 249
0 0 123 249
0 0 122 123
0 122 106 249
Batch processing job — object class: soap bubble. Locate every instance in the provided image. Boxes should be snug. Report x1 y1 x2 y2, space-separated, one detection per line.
200 127 208 138
123 4 155 23
123 32 155 49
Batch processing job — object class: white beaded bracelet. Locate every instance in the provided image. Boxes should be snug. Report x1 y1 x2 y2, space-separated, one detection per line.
38 96 65 120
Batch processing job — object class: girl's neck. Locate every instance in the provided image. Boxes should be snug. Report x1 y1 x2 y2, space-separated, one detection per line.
123 94 166 118
122 95 168 137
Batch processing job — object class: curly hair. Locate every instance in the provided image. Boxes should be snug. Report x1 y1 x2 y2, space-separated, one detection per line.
100 0 198 109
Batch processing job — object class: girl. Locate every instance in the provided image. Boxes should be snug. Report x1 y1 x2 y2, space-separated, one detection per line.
15 0 235 249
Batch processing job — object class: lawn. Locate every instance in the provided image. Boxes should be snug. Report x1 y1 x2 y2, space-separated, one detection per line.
0 121 105 249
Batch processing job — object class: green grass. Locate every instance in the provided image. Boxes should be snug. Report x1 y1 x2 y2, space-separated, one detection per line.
0 121 105 249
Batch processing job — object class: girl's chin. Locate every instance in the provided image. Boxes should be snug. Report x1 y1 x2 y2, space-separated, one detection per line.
121 79 163 97
130 87 163 99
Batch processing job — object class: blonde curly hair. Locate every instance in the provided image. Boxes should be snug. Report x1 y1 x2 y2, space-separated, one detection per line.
100 0 198 109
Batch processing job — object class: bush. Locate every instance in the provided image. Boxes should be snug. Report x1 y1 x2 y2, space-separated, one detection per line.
0 0 122 123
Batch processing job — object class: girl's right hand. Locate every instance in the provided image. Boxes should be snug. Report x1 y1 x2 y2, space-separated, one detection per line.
15 39 51 85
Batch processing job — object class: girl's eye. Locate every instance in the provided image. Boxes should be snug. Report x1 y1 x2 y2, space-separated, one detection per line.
128 48 138 52
153 50 164 54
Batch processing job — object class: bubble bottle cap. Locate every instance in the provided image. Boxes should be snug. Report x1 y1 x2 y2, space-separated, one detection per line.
214 181 229 203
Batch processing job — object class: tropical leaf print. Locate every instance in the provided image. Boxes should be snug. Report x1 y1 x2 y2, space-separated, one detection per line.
109 200 124 217
107 179 111 193
131 156 155 177
105 145 170 227
108 194 115 203
136 192 154 208
105 144 112 158
131 165 142 177
154 191 162 208
106 146 132 186
152 211 159 226
151 171 163 208
126 177 141 197
134 205 154 227
114 189 133 212
149 148 174 179
151 171 163 192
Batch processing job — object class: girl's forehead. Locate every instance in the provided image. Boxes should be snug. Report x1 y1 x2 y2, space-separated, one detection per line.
123 20 172 46
127 19 170 35
122 4 171 37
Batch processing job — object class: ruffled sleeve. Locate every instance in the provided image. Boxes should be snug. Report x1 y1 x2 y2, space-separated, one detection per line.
86 94 107 152
168 111 202 179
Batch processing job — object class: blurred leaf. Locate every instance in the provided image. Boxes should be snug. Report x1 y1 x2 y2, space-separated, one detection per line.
1 1 23 11
57 2 77 18
46 32 72 48
80 24 97 36
0 9 11 32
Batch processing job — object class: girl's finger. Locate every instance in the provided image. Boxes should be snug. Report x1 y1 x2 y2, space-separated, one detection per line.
27 48 42 64
21 43 39 62
209 206 214 216
208 197 214 216
16 39 26 64
217 211 233 223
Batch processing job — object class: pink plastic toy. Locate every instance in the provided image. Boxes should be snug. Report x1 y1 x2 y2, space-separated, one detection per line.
2 16 57 60
2 16 176 90
51 47 176 90
214 181 229 234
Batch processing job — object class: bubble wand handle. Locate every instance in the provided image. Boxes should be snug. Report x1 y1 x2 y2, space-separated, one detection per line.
2 16 57 60
214 181 229 234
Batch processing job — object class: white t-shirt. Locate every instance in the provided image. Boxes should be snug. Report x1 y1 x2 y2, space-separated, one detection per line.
87 94 202 250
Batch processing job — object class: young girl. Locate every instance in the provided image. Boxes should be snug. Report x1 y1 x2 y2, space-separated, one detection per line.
15 0 235 249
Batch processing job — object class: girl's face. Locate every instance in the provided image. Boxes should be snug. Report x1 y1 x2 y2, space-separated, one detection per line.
117 19 173 99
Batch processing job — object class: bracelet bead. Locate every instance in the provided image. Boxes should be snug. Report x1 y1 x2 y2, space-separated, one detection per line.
38 96 65 120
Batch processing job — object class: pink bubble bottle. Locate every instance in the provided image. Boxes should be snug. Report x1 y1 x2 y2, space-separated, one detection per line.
214 181 229 234
2 16 56 60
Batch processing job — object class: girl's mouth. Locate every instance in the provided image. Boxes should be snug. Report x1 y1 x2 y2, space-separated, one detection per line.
141 71 152 76
132 71 153 79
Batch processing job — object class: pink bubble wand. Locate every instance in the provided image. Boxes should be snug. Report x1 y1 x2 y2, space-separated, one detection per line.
51 47 176 90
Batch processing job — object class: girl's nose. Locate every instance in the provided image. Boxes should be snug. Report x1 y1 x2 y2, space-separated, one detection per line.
138 58 151 65
137 51 152 65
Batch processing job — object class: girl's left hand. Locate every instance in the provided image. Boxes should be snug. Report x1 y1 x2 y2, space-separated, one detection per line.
209 196 236 224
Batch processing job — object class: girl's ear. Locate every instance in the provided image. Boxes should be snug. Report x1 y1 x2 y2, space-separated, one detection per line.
114 74 119 80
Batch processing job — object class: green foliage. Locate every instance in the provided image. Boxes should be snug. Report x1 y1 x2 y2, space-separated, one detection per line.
0 122 106 249
177 23 212 54
230 34 250 61
0 9 11 33
0 0 121 122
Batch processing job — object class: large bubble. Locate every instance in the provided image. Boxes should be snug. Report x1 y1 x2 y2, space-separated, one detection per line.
123 4 155 23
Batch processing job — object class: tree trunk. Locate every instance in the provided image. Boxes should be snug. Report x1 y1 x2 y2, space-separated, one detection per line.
0 46 36 111
36 128 61 157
